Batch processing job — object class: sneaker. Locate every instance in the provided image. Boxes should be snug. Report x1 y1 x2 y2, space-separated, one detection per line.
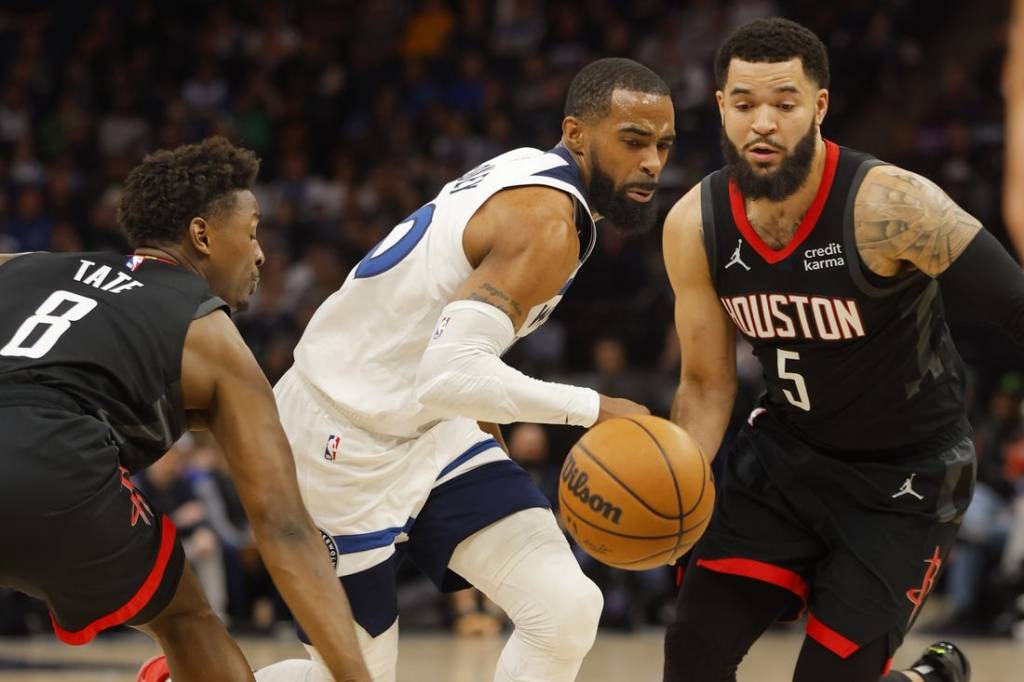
909 641 970 682
136 655 171 682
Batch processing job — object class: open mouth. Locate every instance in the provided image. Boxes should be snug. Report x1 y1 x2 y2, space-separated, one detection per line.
747 144 781 162
626 188 655 203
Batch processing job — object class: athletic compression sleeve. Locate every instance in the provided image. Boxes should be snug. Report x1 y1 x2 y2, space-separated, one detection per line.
938 229 1024 344
415 300 601 426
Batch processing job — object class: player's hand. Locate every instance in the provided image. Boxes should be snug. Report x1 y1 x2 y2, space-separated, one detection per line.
595 394 650 423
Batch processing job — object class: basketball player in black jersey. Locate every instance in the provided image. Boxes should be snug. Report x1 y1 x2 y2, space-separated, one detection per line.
662 18 1024 682
0 138 370 682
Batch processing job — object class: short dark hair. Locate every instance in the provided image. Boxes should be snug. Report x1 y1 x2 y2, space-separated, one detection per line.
714 18 830 90
564 57 670 121
119 137 260 248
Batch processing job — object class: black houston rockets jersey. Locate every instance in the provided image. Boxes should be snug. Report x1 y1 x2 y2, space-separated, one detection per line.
701 140 967 453
0 252 227 471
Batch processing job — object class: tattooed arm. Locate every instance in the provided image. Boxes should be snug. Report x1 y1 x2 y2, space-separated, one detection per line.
454 185 578 328
414 185 648 426
856 166 1024 343
854 166 982 278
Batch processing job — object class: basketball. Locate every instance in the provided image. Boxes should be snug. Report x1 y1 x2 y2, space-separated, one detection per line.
558 415 714 571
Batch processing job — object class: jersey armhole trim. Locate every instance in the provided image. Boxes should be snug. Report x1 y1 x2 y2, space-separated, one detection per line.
843 160 923 298
193 296 229 320
700 175 718 288
490 179 597 263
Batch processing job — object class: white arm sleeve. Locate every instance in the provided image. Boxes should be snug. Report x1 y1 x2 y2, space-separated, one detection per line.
415 300 600 427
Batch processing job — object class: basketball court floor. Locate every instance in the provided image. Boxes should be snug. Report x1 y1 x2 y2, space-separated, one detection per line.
0 629 1020 681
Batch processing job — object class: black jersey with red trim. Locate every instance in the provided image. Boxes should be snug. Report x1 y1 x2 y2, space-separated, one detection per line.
700 141 968 453
0 252 227 472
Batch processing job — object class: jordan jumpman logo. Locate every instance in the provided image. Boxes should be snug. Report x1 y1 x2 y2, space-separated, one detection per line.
725 239 751 271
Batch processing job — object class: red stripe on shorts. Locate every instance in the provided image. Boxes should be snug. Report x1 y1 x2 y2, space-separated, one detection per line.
697 557 810 606
50 515 177 645
806 612 861 659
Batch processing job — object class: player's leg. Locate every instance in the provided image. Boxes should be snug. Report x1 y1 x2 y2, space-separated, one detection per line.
793 636 970 682
256 369 431 682
794 437 976 682
134 561 254 681
663 423 819 681
255 625 398 682
663 562 796 682
0 403 254 681
401 423 602 682
448 507 603 682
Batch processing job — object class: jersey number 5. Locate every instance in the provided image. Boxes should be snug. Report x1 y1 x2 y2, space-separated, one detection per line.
1 290 98 359
777 349 811 411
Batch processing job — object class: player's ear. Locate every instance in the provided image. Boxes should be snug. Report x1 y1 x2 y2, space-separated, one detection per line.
189 217 212 256
562 116 586 154
715 90 725 125
815 88 829 126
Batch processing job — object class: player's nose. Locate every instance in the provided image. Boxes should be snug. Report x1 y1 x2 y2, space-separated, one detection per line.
638 145 663 178
751 104 778 136
254 239 266 267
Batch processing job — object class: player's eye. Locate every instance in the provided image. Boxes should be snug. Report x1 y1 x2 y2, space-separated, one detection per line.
778 102 796 111
624 139 643 148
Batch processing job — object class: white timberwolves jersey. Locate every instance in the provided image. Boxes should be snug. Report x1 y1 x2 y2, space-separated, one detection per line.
292 146 597 438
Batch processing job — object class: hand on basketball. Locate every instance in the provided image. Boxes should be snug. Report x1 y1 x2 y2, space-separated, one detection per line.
595 394 650 423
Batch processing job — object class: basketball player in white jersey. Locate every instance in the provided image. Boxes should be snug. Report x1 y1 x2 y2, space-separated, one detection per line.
254 58 675 682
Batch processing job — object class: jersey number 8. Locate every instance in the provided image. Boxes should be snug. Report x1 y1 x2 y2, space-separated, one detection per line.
1 290 98 359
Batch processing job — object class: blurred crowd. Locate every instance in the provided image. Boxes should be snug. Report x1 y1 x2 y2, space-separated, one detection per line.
0 0 1022 639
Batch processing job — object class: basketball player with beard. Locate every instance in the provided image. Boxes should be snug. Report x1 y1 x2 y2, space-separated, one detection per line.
662 18 1024 682
255 58 674 682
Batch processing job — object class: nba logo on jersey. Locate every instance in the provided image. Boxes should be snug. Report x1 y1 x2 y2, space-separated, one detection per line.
324 434 341 461
433 316 450 339
125 255 146 272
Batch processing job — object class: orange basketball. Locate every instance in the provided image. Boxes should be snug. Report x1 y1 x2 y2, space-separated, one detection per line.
558 415 715 571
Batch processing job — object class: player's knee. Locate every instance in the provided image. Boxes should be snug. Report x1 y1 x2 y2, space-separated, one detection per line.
544 572 603 657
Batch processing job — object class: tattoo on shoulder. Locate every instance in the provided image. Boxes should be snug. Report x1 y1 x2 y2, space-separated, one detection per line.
468 282 523 319
855 168 982 277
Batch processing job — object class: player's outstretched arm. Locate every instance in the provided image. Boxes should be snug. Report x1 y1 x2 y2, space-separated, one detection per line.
856 165 1024 344
0 253 37 267
416 185 648 427
181 311 370 682
1005 0 1024 258
663 185 738 462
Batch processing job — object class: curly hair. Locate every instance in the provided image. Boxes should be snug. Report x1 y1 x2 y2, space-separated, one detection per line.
118 137 261 248
714 18 830 90
564 57 670 122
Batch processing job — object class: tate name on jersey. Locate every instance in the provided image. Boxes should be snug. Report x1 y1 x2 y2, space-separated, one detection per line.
73 259 144 294
721 293 866 341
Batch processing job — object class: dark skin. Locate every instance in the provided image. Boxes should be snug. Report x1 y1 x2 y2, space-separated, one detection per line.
458 88 676 423
4 191 370 682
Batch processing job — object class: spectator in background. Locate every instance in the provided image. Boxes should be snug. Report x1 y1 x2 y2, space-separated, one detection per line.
936 374 1023 634
508 423 559 504
136 439 227 622
0 0 1016 641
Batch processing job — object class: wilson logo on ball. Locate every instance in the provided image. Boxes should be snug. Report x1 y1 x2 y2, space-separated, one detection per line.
561 456 623 525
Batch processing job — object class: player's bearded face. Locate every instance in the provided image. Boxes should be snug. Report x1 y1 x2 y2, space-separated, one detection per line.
722 119 817 201
587 149 659 235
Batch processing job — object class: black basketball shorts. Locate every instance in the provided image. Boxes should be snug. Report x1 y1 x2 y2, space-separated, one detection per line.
688 411 975 661
0 392 184 645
